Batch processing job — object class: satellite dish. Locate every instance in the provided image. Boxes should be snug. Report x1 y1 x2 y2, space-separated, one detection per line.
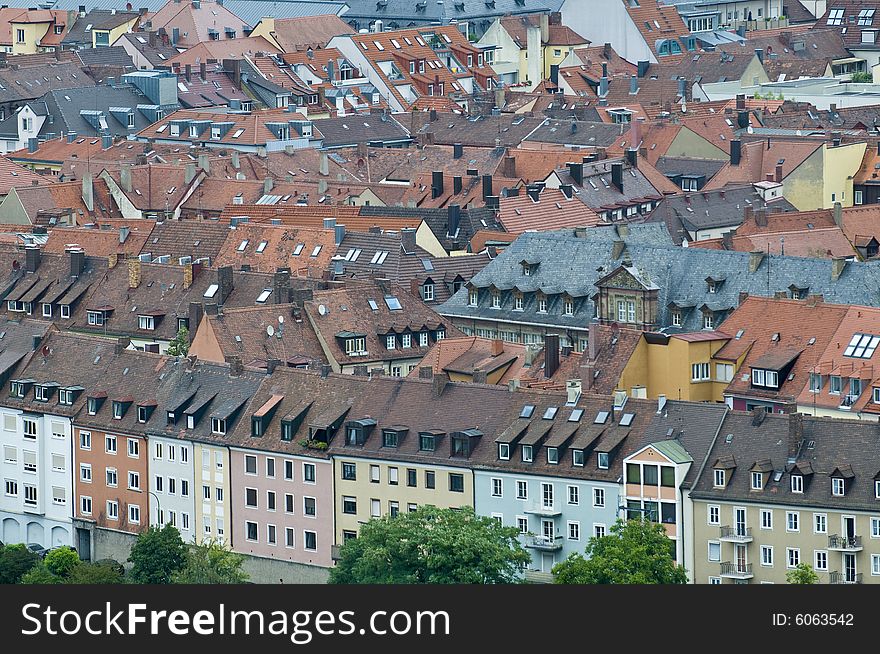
278 315 284 324
266 325 275 337
318 304 328 316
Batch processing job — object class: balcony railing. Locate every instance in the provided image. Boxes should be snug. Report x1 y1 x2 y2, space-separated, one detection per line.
828 535 863 551
526 535 562 551
830 571 862 584
720 526 753 542
720 562 753 578
523 502 562 516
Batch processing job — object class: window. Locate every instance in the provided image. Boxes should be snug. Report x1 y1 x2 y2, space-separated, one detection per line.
138 315 155 331
342 462 357 480
691 363 710 382
155 476 164 493
568 485 579 505
245 455 257 475
104 435 117 454
216 487 224 503
593 487 604 508
266 458 275 478
285 460 294 480
425 470 435 489
814 550 828 571
815 513 828 534
708 505 720 525
547 447 558 464
708 541 721 562
713 469 725 487
521 445 533 463
343 496 357 514
80 495 92 515
491 478 502 497
751 472 763 490
386 334 396 350
284 493 294 514
537 296 547 313
832 477 845 496
672 312 681 327
516 480 527 500
517 517 528 534
285 528 295 548
703 314 713 329
568 522 580 541
716 363 733 382
498 443 509 460
303 497 316 516
594 524 606 538
419 332 429 347
128 471 140 490
388 467 398 486
371 499 381 517
787 511 799 532
761 510 772 530
791 475 803 493
22 419 37 440
761 545 773 567
16 29 24 44
468 290 478 306
787 548 800 568
246 521 258 541
304 531 317 551
598 453 609 469
4 479 16 496
80 464 92 483
406 468 417 487
80 432 92 450
129 504 140 524
181 480 188 497
541 483 554 508
449 473 464 493
211 418 226 435
370 465 380 483
572 450 584 467
127 438 139 458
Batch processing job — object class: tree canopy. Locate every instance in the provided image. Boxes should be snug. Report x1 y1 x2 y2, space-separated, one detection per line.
0 544 41 584
553 518 687 584
172 540 249 584
786 563 819 585
330 505 530 584
128 525 187 584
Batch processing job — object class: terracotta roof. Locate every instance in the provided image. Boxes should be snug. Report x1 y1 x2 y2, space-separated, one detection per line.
148 0 250 48
0 155 49 195
704 138 822 190
263 15 354 52
497 188 600 234
42 223 152 256
625 0 695 61
412 335 529 384
164 36 281 67
499 15 589 48
218 203 422 232
576 323 643 395
213 223 336 275
469 229 516 253
102 164 203 212
140 107 317 147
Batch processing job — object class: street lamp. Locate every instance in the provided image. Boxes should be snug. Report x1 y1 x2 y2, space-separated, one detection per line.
149 491 162 527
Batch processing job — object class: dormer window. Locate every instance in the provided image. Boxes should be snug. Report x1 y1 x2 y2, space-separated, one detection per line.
703 313 714 329
491 291 501 309
564 298 574 316
346 419 376 446
418 431 439 452
468 289 478 306
713 469 726 487
514 293 523 311
386 334 396 350
34 385 50 402
87 310 105 326
211 417 227 435
522 444 533 462
137 402 155 424
112 400 129 420
87 395 105 415
832 477 846 496
10 381 26 398
672 311 682 327
707 281 716 293
58 388 79 406
751 471 763 490
597 452 609 469
138 315 155 331
791 474 803 493
450 429 481 458
537 294 547 313
572 449 584 467
498 442 509 460
875 479 880 499
382 429 401 447
547 447 559 464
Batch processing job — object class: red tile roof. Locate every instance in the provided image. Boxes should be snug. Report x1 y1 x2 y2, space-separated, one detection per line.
497 188 600 234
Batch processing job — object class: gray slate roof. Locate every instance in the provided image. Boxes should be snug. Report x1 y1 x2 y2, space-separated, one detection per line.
76 46 136 69
62 10 140 46
0 61 95 106
524 120 627 148
317 113 411 149
437 227 880 333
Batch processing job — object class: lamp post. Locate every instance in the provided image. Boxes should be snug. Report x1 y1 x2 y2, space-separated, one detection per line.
149 491 162 527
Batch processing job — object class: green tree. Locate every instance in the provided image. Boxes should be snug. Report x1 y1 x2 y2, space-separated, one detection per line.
166 327 190 357
851 71 873 83
172 540 249 584
553 518 687 584
20 562 61 584
786 563 819 584
128 524 187 584
0 544 41 584
67 561 126 585
44 546 80 578
330 505 530 584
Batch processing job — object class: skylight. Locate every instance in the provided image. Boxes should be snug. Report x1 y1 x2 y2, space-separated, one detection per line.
237 239 248 252
384 296 402 310
844 333 880 358
568 408 583 422
256 241 268 253
311 245 322 257
368 299 378 311
594 411 609 424
370 251 389 265
619 413 635 427
293 243 304 255
231 129 244 138
542 407 558 420
204 284 219 298
256 289 272 303
520 405 535 418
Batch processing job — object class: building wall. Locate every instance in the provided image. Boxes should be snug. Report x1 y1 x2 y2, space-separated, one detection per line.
474 469 620 573
783 146 825 211
823 141 866 209
560 0 656 64
97 18 138 48
693 499 880 584
230 448 334 568
148 435 196 542
795 404 880 422
73 425 149 535
189 319 225 363
543 44 584 79
10 21 51 55
193 442 231 545
0 407 74 547
332 456 472 544
666 127 728 160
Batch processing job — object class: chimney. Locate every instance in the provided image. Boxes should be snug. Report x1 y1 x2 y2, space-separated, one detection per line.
629 75 638 95
231 150 240 169
226 356 244 377
833 201 843 228
24 245 40 273
128 258 141 288
429 108 438 122
625 148 638 168
205 302 219 316
482 174 493 200
273 268 291 304
67 131 77 143
738 291 749 305
114 337 131 355
27 138 37 154
400 227 416 253
611 162 623 193
188 302 204 340
263 178 273 194
730 139 742 166
432 371 449 396
748 250 764 273
82 173 94 211
737 110 750 129
217 265 234 304
490 338 503 357
775 164 783 183
102 134 112 150
185 63 191 82
788 412 803 460
755 208 767 227
185 162 196 184
453 176 462 194
448 204 461 236
612 238 626 259
721 230 733 250
550 64 559 87
200 61 207 82
453 143 463 159
637 60 649 78
736 93 746 110
831 256 847 281
754 48 764 64
419 365 433 379
69 248 85 277
182 260 194 289
198 153 209 174
500 155 515 178
526 185 541 202
120 164 132 193
473 369 488 385
319 152 329 176
559 184 574 199
744 204 754 223
567 162 583 186
119 226 130 244
544 334 560 379
657 394 667 415
431 170 444 198
677 77 687 100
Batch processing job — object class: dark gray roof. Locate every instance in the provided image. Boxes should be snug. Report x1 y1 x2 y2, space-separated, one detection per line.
0 61 96 105
648 185 797 241
359 204 502 252
437 227 880 333
637 400 728 488
553 158 667 212
398 112 546 148
61 10 140 46
117 32 183 67
524 120 627 148
341 0 559 35
76 46 135 69
317 113 411 149
691 410 880 513
655 156 726 183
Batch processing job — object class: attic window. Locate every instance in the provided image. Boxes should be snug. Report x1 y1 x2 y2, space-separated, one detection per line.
256 241 268 253
713 469 726 488
311 245 322 257
542 407 558 420
384 296 402 310
791 474 803 493
256 289 272 304
232 129 244 138
568 408 583 422
293 243 305 256
594 411 609 424
520 404 535 418
237 239 249 252
204 284 219 298
827 7 844 25
844 333 880 358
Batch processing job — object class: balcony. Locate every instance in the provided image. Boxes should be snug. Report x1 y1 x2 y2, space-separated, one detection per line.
523 503 562 517
331 545 342 561
828 535 863 552
839 394 859 411
720 562 753 579
830 571 862 584
526 535 562 551
719 526 753 543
